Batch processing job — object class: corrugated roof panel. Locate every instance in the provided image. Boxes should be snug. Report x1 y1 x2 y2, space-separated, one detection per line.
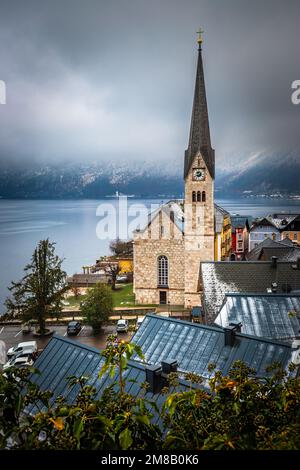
215 294 300 342
132 315 297 379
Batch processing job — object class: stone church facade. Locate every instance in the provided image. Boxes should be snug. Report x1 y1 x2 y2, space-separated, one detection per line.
133 34 215 308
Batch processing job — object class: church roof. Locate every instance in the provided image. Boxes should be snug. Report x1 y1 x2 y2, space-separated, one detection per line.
134 200 184 235
184 42 215 180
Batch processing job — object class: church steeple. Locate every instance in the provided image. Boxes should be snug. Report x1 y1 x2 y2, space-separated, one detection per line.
184 32 215 179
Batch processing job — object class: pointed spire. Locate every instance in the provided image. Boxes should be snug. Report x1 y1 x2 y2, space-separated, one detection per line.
184 32 215 179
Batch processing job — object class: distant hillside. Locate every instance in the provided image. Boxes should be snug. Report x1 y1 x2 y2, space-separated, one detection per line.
0 162 183 199
0 152 299 199
216 152 300 196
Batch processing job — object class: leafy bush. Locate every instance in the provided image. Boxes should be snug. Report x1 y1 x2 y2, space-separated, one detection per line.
0 340 299 450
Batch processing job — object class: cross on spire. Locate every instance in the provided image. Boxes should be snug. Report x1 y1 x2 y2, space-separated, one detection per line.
197 28 204 47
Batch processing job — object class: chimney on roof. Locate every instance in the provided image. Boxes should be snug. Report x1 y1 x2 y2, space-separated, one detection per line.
271 282 278 293
224 324 240 347
229 322 242 333
161 359 178 374
145 364 163 394
145 359 178 393
271 256 278 268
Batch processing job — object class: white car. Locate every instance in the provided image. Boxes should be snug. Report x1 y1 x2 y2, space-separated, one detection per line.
116 319 129 333
3 352 35 370
136 317 144 329
7 341 37 359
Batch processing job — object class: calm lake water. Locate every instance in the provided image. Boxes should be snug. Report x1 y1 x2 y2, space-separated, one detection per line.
0 197 300 313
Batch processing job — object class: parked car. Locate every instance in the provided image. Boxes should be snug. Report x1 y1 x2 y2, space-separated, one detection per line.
21 322 32 334
3 352 35 370
136 317 144 329
67 321 82 335
7 341 37 359
116 319 129 333
116 275 128 283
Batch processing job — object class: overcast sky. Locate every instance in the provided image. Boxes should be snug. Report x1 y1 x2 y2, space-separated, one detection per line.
0 0 299 171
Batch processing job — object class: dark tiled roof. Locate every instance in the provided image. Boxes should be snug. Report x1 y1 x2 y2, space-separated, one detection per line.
214 293 300 343
231 215 252 231
132 314 297 379
247 238 300 261
200 261 300 324
25 335 187 423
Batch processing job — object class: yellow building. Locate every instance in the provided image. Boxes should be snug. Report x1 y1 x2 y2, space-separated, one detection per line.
214 204 232 261
115 257 133 274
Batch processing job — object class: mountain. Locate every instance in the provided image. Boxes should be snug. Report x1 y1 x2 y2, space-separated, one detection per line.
0 162 184 199
0 152 299 199
215 152 300 197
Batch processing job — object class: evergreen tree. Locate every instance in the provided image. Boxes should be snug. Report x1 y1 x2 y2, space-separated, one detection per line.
5 239 68 335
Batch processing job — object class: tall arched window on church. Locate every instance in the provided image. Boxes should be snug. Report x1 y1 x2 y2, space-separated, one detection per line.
202 191 206 202
158 255 168 287
197 191 201 202
192 191 196 202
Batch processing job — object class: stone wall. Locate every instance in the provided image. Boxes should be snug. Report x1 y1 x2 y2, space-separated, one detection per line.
133 208 185 305
184 153 214 306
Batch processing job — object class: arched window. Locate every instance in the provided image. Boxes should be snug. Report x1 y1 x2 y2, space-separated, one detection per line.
202 191 206 202
158 255 168 287
197 191 201 202
192 191 196 202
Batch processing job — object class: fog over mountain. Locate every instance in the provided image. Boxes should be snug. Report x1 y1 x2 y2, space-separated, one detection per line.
0 0 299 173
0 151 299 199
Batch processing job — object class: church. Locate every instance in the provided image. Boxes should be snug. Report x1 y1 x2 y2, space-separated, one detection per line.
133 32 217 309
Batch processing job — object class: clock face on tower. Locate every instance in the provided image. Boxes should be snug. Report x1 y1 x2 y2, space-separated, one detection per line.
192 168 205 181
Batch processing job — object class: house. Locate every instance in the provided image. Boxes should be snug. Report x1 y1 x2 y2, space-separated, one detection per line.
247 237 300 262
214 293 300 343
133 34 215 308
214 204 232 261
230 215 251 260
67 272 110 288
280 214 300 244
200 260 300 324
249 214 300 251
249 217 281 252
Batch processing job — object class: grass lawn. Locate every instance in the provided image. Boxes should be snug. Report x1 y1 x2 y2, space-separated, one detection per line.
65 283 158 309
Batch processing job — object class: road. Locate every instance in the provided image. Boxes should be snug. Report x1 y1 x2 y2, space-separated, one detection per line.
0 324 133 355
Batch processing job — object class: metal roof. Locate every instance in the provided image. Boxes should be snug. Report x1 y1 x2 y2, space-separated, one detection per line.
132 314 297 379
24 334 187 423
200 261 300 324
215 294 300 343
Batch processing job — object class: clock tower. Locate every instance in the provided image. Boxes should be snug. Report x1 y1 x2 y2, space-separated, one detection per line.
184 31 215 307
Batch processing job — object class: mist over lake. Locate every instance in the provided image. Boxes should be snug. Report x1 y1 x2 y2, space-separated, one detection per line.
0 197 300 313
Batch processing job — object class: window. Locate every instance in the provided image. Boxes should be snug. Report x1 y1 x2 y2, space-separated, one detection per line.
197 191 201 202
202 191 206 202
197 216 200 225
192 191 196 202
160 225 164 236
294 233 297 240
158 255 168 287
272 233 276 240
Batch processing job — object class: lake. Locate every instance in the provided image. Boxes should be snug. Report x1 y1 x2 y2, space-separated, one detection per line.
0 197 300 313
